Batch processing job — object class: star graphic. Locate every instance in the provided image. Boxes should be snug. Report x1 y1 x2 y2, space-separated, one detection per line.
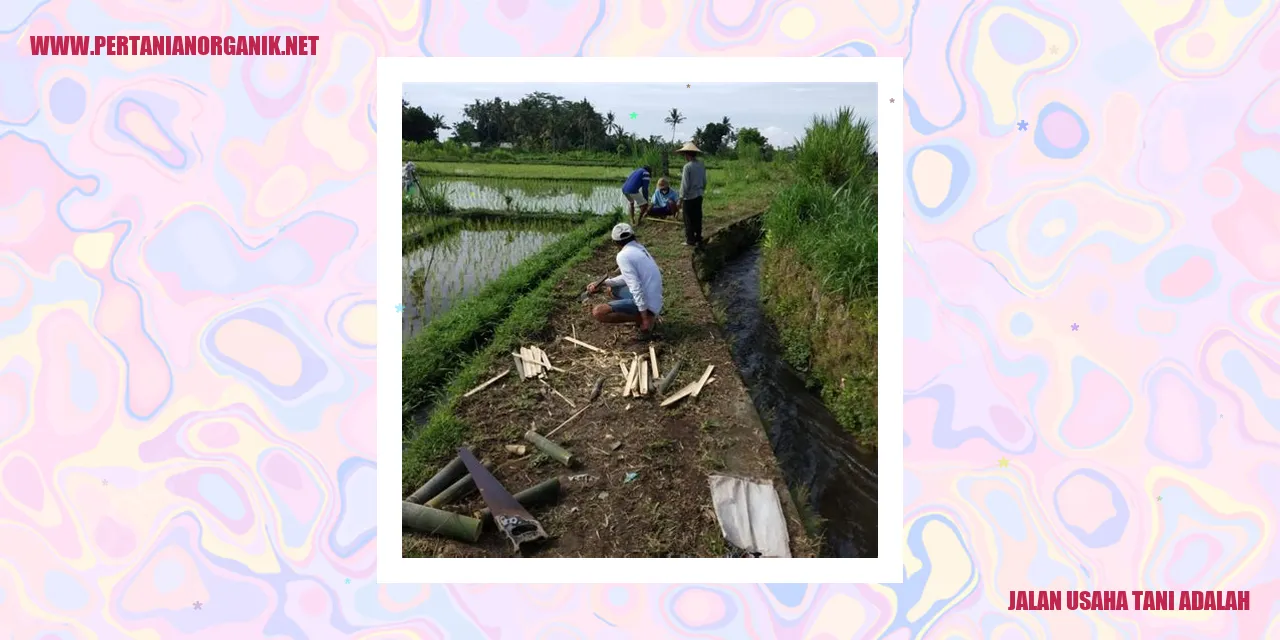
889 97 895 103
1017 120 1029 131
193 601 203 610
997 457 1010 468
102 479 108 486
629 112 637 119
345 578 351 584
1157 496 1162 502
395 303 405 313
1050 45 1059 54
686 84 690 88
1071 323 1079 331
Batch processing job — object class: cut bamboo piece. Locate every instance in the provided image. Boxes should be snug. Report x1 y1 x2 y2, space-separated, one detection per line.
513 351 564 374
402 502 483 542
619 361 630 395
524 430 577 467
521 347 540 377
639 361 649 396
536 347 553 371
426 459 494 507
692 365 715 397
649 346 660 379
660 380 701 407
564 336 604 353
623 356 639 397
475 477 561 526
406 456 467 504
511 353 526 379
545 405 590 438
463 369 510 398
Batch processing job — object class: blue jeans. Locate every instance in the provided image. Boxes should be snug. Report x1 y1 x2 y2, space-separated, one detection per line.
607 285 639 315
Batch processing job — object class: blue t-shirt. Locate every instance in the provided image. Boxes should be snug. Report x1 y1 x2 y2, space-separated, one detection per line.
622 168 650 200
652 187 678 209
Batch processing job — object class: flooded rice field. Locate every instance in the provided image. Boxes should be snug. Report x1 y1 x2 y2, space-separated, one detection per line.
421 177 624 215
401 217 572 340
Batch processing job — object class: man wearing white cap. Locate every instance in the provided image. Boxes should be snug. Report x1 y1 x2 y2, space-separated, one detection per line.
586 223 664 333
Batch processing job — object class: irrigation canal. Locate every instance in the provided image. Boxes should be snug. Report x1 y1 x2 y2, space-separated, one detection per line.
707 242 879 558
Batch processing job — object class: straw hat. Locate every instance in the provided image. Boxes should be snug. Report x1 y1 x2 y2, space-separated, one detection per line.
676 142 702 154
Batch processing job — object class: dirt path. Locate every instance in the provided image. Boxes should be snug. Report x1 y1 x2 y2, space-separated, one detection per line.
403 218 817 558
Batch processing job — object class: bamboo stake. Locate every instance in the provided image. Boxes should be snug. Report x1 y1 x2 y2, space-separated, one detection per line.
511 353 526 379
564 336 604 353
618 361 630 396
649 346 660 380
545 405 590 438
692 365 715 397
660 380 700 407
513 351 564 373
463 369 510 398
540 378 576 409
639 361 649 396
624 356 639 397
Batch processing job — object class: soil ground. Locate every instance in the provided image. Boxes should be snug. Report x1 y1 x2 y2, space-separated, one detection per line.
403 216 818 558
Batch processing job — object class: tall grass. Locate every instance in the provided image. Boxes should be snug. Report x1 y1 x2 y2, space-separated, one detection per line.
401 213 618 418
760 105 879 447
403 184 453 216
763 182 877 301
794 107 876 191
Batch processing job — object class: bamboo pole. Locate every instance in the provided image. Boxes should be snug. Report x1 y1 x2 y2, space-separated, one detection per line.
524 430 577 468
402 502 483 542
406 456 466 504
426 459 494 507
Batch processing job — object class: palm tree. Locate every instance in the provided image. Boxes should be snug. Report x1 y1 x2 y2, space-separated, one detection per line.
664 108 686 145
721 116 735 145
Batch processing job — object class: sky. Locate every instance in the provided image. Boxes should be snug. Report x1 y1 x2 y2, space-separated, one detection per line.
402 82 878 149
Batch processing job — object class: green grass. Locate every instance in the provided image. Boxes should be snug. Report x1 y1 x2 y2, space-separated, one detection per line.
759 107 879 447
401 213 618 419
402 232 614 491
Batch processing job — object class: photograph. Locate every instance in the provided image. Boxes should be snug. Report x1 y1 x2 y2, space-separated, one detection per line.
381 59 902 571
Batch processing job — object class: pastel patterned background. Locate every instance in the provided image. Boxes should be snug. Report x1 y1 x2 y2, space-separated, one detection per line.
3 0 1280 637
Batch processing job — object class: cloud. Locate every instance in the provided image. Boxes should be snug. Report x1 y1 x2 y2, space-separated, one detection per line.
761 126 795 146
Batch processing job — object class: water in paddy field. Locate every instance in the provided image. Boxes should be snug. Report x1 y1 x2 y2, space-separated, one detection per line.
709 244 879 558
425 178 625 215
401 227 565 341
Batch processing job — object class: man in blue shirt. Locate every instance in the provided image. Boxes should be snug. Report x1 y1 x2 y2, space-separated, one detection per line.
621 166 651 224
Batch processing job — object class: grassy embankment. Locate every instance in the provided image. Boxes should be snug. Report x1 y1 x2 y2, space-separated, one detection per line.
401 212 618 423
760 108 879 448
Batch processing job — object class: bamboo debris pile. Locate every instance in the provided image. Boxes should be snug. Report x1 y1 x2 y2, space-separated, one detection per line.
412 336 720 551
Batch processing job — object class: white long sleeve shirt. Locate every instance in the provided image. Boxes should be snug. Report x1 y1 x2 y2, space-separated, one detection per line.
604 241 663 315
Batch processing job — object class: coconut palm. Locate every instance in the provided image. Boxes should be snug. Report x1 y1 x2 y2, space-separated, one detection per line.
664 108 686 145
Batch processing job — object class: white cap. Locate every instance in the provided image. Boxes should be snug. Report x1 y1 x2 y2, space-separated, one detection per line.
611 223 635 242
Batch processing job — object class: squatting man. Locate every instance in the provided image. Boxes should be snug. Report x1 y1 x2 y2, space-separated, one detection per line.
585 223 664 335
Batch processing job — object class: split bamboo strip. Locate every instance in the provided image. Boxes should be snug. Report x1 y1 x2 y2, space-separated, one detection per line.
463 369 510 398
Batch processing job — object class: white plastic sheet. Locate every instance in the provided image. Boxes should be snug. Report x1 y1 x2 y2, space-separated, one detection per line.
708 474 791 558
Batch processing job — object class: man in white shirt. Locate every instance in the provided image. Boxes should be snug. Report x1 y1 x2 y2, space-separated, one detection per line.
587 223 663 333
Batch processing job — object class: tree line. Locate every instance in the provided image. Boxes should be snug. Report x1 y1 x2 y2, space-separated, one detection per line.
402 93 774 157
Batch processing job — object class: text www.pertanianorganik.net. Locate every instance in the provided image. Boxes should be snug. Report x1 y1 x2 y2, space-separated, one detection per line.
29 35 319 56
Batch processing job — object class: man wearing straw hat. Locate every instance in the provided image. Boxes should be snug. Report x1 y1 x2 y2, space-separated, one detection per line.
676 142 707 246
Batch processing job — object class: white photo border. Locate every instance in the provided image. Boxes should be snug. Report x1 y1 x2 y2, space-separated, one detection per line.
377 57 904 584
